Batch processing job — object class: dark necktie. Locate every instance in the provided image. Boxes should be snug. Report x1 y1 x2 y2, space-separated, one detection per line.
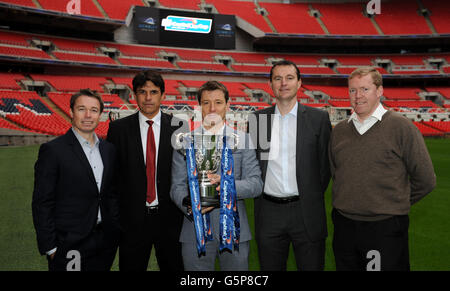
146 120 156 204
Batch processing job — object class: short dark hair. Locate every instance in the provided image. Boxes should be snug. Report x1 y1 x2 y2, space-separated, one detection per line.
70 89 104 113
197 81 229 104
132 70 165 94
269 60 301 81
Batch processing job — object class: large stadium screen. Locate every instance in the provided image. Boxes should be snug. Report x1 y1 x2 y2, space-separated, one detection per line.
133 6 235 50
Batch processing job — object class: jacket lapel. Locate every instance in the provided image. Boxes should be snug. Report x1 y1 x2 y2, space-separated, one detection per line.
296 102 305 169
99 140 109 194
157 113 171 174
66 129 98 194
262 106 275 178
131 112 146 170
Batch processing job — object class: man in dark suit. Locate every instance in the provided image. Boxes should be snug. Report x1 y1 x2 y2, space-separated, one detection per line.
250 60 332 271
106 70 184 271
32 89 120 271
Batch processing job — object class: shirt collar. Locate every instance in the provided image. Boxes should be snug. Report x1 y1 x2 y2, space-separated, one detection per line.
139 110 161 127
201 123 226 135
348 103 387 123
275 102 298 117
71 127 99 147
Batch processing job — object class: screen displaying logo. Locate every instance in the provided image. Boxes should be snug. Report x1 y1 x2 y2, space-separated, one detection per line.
161 15 212 34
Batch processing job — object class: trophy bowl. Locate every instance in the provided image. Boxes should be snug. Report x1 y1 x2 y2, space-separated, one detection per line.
176 132 238 208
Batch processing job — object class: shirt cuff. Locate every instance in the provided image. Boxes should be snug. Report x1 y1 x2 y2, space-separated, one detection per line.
46 248 57 256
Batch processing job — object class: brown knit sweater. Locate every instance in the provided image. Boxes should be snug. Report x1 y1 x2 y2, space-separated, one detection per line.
329 111 436 221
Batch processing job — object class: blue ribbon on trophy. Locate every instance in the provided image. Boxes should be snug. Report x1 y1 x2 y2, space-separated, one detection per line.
182 130 240 256
185 142 213 256
219 134 240 252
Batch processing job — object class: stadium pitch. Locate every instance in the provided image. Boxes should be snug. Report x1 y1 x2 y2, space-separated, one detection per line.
0 138 448 271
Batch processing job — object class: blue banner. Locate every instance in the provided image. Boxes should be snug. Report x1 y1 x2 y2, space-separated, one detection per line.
186 142 212 256
219 135 240 252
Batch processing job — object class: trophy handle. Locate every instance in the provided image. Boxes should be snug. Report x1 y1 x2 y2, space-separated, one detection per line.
175 132 190 156
230 133 240 149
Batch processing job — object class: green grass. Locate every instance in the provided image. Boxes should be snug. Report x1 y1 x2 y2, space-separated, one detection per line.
0 138 449 270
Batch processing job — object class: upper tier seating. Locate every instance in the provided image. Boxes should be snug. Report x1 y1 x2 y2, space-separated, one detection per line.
0 0 36 8
259 2 324 34
37 0 104 18
421 0 450 34
374 0 431 35
2 0 449 35
210 0 272 33
96 0 143 20
158 0 201 11
311 3 378 35
0 30 447 76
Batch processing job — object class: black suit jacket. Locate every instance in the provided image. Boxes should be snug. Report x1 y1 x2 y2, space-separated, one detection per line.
32 129 120 256
106 112 184 242
251 103 332 241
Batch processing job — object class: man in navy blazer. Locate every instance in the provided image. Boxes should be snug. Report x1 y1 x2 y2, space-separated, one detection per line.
250 60 331 271
32 89 120 271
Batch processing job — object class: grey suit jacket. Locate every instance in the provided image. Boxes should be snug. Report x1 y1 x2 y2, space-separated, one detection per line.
170 125 263 243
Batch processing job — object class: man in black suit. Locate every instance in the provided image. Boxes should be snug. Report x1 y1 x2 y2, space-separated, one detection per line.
250 60 332 271
32 89 120 271
106 70 184 271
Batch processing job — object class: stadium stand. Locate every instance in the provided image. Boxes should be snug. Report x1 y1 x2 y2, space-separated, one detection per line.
311 3 378 35
159 0 201 11
420 0 450 34
210 0 272 33
0 45 51 59
413 122 445 137
37 0 104 18
29 75 108 92
0 1 448 138
0 90 70 135
373 0 432 35
383 100 439 109
0 72 23 90
423 121 450 133
53 51 117 65
0 0 36 8
382 88 422 100
95 0 142 20
259 2 324 34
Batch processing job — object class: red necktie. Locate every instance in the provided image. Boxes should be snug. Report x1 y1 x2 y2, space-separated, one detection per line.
146 120 156 204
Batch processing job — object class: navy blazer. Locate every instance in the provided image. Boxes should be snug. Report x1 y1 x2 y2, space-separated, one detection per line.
32 129 120 256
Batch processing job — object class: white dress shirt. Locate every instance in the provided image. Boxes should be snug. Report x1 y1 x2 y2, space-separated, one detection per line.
139 110 161 207
264 102 299 197
348 103 387 135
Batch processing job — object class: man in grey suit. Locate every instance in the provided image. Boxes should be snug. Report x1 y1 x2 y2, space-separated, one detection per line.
170 81 263 271
250 60 332 270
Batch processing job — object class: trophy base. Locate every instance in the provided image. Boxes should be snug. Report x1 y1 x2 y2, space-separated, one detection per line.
200 197 220 208
182 195 220 208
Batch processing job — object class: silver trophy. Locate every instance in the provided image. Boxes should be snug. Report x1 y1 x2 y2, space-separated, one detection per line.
176 131 239 207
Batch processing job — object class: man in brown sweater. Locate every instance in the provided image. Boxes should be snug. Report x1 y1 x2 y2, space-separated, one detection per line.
329 67 436 271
